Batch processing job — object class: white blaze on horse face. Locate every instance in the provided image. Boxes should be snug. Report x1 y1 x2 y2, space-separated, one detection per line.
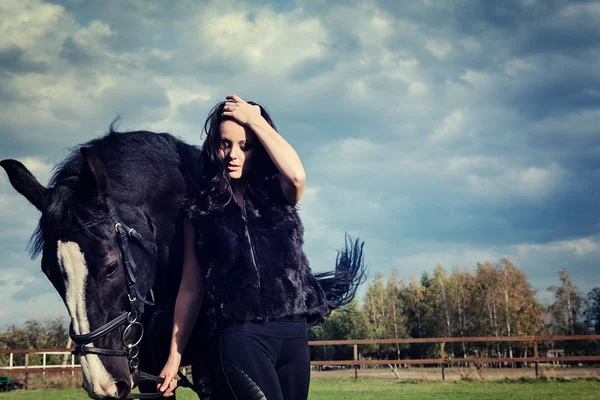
57 240 118 398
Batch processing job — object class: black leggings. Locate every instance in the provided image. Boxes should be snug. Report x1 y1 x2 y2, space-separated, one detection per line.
207 319 310 400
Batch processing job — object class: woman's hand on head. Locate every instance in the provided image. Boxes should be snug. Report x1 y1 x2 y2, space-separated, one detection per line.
157 356 180 397
222 94 262 126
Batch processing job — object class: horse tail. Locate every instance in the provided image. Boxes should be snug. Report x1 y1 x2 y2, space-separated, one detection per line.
314 234 367 310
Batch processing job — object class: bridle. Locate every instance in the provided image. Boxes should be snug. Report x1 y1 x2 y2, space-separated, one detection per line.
68 201 192 399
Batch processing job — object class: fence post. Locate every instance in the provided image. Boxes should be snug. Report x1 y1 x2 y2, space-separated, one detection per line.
24 353 29 390
440 342 446 381
534 339 539 379
9 353 13 369
354 343 358 380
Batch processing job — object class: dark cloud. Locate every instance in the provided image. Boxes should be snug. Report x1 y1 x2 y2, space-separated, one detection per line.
59 36 93 65
0 129 66 160
0 46 48 74
499 56 600 119
286 55 339 82
0 81 24 105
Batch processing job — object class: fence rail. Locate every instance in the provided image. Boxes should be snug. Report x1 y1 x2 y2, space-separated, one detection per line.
2 334 599 385
308 334 600 380
307 334 600 345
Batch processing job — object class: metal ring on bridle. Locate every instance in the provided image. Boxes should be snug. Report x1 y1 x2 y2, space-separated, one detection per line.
129 358 140 371
115 222 122 232
128 346 140 359
123 322 144 348
127 311 138 324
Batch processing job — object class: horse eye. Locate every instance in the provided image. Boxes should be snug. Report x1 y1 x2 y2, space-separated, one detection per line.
105 262 119 278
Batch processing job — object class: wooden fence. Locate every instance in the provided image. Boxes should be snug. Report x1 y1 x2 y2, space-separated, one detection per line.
1 334 599 388
308 334 600 380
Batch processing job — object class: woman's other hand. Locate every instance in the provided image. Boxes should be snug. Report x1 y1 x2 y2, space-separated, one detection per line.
157 356 180 397
222 94 262 126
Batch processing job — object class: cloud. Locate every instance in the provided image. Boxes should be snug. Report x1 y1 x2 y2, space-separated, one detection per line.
517 236 600 258
429 110 468 144
425 38 453 60
192 7 328 75
0 46 48 74
465 162 567 202
391 234 600 296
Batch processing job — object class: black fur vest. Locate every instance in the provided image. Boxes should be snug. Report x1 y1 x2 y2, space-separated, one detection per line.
183 188 329 338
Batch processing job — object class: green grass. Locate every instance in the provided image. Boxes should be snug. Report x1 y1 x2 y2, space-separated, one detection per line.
1 380 599 399
309 380 600 400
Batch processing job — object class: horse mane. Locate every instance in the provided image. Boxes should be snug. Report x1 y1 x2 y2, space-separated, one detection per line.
28 121 198 259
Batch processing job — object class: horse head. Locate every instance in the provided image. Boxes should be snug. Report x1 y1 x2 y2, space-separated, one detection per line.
1 132 191 399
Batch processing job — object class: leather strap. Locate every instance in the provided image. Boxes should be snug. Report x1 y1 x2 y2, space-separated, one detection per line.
125 370 195 399
70 312 129 345
74 345 128 357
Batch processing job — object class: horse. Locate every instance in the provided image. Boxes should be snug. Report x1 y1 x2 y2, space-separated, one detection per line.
1 127 366 400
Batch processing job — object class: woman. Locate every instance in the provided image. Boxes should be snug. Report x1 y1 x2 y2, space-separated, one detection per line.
157 94 331 399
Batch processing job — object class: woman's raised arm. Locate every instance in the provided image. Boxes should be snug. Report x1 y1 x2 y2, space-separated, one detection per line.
222 94 307 206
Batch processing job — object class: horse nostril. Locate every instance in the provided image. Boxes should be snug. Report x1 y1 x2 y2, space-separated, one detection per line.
115 380 130 399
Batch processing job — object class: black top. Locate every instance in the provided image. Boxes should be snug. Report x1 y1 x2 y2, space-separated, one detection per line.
182 187 329 338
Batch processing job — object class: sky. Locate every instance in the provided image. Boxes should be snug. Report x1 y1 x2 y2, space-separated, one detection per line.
1 0 599 327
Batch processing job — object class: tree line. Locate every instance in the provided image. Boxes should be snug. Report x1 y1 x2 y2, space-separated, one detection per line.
0 318 69 367
2 259 599 365
308 260 600 362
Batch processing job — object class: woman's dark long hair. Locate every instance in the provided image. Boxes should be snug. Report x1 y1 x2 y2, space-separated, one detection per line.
194 100 282 214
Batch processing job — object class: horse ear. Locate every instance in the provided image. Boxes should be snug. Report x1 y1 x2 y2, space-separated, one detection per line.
0 159 51 212
80 147 108 203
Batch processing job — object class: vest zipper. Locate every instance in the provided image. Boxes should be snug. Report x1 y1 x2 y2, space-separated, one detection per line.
241 206 261 288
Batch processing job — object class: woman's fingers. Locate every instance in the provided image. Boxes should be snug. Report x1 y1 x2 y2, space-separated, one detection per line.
223 102 237 112
226 94 244 103
222 95 260 126
157 373 172 393
164 378 178 397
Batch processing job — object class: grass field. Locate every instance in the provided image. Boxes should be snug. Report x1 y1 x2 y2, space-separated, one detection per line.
1 380 598 400
312 366 600 381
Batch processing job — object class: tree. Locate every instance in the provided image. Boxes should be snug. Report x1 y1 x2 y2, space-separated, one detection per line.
423 265 455 357
309 299 375 362
448 266 475 358
398 276 428 359
363 273 388 339
585 287 600 334
547 269 586 335
469 260 543 360
547 269 589 356
363 272 408 360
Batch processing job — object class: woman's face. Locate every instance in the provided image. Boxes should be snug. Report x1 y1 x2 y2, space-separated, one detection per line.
218 119 257 180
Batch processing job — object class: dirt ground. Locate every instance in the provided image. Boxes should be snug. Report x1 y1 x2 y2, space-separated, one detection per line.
310 366 600 382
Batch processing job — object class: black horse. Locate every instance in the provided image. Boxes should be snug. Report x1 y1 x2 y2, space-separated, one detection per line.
1 127 365 400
